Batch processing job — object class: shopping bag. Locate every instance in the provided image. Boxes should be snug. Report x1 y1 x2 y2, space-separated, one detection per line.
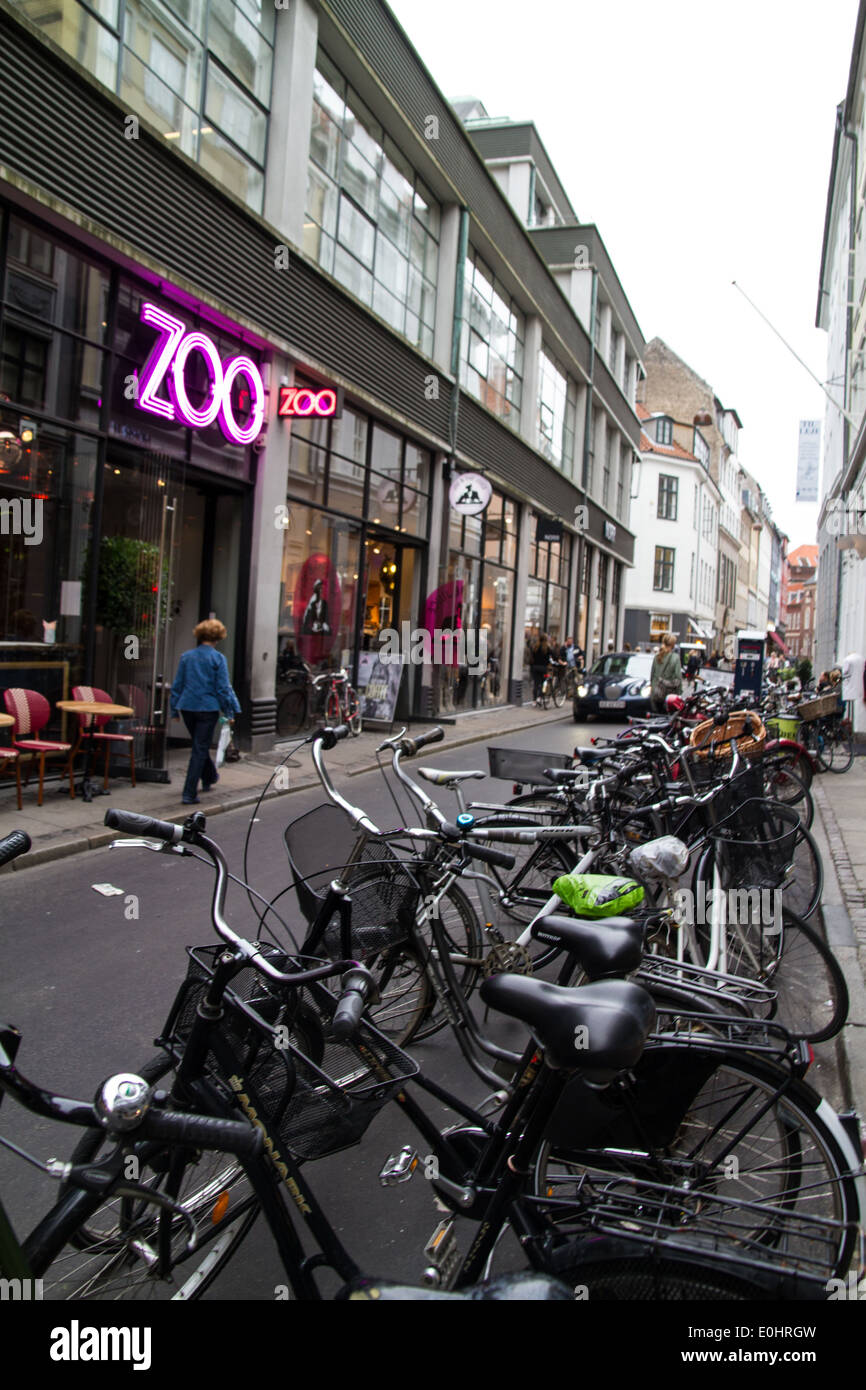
215 716 232 768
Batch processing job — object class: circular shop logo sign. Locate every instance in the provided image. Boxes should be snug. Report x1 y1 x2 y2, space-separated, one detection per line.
449 472 492 516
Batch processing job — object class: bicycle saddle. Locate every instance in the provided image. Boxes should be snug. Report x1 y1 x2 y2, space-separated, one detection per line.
479 975 656 1079
417 767 485 785
530 914 645 978
573 747 623 765
337 1273 572 1300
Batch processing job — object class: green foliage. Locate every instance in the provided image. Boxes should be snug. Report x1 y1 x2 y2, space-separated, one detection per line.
797 658 813 685
89 534 167 638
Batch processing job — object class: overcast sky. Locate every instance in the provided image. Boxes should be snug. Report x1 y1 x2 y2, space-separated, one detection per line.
389 0 859 548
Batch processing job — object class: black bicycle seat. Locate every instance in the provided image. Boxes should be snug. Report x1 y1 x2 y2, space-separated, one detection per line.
479 975 655 1079
530 914 645 978
336 1273 572 1300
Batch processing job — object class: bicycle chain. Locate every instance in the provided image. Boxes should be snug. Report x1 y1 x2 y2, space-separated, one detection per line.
482 942 534 977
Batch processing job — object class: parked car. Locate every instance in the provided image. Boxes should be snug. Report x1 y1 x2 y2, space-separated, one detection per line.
573 652 654 721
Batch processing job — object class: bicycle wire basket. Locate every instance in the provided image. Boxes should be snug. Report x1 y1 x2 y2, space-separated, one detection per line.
706 797 800 892
284 802 424 959
162 942 419 1163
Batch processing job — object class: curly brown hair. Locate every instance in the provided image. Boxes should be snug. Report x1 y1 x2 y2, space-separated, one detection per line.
194 619 227 644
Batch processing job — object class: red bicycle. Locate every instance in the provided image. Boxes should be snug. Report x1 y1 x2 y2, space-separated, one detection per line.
313 668 362 736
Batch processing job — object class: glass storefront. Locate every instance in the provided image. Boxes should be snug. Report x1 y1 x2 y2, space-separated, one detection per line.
439 484 516 712
523 522 572 686
0 204 260 769
277 384 431 719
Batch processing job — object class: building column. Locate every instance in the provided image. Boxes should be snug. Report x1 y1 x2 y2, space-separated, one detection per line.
520 315 543 449
585 545 600 663
432 205 462 373
509 500 532 703
245 354 292 751
421 452 448 717
604 550 615 648
264 0 319 246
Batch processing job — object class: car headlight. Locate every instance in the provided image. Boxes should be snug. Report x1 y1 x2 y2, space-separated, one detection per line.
577 684 588 698
641 682 651 696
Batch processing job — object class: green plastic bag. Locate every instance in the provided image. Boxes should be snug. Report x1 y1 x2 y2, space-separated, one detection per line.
552 872 644 918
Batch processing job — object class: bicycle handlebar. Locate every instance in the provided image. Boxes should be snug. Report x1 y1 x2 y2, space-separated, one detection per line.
399 726 445 757
104 808 184 844
0 829 31 869
134 1106 264 1158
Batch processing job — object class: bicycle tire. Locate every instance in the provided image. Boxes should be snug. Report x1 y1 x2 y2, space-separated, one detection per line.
552 678 566 709
362 940 433 1045
344 685 362 737
532 1050 859 1283
826 718 854 774
761 763 814 827
24 1053 261 1300
803 720 830 773
497 836 574 927
409 880 485 1043
764 743 814 792
276 688 307 737
325 689 341 726
545 1241 825 1301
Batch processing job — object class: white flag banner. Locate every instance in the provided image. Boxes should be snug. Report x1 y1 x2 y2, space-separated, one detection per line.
796 420 821 502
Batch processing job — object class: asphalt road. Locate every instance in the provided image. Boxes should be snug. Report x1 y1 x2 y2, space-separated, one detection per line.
0 711 845 1300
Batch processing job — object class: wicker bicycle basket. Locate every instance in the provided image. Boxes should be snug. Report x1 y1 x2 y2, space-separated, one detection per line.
797 693 839 722
162 942 419 1162
284 803 423 959
688 711 766 765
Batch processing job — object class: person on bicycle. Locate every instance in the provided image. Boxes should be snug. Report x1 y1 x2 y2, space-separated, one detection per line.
530 633 552 706
170 618 241 805
559 636 576 666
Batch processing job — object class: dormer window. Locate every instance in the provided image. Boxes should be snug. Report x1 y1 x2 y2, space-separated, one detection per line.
655 416 673 446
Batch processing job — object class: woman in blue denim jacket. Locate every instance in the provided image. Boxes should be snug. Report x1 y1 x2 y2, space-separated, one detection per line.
170 618 241 805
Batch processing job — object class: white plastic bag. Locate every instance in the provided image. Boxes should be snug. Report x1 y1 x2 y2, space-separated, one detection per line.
215 716 232 768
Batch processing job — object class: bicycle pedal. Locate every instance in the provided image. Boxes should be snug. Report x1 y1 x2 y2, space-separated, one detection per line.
422 1216 459 1287
379 1145 419 1186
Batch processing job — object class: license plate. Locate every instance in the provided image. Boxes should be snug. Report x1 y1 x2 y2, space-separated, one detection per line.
598 700 626 709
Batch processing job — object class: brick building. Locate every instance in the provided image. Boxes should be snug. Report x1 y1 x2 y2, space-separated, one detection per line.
781 544 819 663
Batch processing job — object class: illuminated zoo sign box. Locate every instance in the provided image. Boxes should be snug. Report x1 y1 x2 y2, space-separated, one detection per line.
136 303 265 446
277 384 343 418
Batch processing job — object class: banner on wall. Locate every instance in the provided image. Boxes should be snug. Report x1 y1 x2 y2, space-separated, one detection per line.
796 420 820 503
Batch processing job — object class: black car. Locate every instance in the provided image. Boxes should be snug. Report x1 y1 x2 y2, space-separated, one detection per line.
573 652 654 721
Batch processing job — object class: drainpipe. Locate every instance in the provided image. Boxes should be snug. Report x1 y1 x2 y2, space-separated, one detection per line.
449 207 470 458
837 121 857 663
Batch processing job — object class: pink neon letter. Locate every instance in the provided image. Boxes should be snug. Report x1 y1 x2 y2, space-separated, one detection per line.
138 303 185 421
169 331 224 429
219 356 265 445
317 389 337 416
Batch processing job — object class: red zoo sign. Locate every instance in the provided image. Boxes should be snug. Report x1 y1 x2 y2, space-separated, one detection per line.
278 385 342 418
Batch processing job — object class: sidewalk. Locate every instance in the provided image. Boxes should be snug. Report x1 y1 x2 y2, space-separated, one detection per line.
0 701 572 871
810 762 866 1128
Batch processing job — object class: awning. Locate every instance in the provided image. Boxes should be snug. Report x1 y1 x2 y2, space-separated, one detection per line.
688 619 713 640
768 629 790 656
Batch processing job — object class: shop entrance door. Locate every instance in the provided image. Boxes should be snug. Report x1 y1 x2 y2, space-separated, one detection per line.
359 533 423 720
94 449 243 773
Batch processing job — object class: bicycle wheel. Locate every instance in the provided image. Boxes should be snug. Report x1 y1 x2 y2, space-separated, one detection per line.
764 742 814 792
276 688 307 737
552 676 566 709
761 763 813 828
826 718 854 774
533 1051 859 1282
344 685 362 737
410 880 485 1042
497 836 574 926
361 940 433 1045
545 1241 818 1301
770 908 848 1042
25 1054 260 1300
803 720 830 773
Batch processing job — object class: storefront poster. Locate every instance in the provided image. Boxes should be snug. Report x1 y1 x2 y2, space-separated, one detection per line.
357 651 402 723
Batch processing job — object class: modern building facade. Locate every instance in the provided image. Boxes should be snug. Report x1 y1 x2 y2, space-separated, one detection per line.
0 0 644 770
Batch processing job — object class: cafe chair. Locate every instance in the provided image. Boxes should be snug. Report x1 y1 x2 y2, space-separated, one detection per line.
118 684 159 739
71 685 136 789
3 688 75 806
0 747 23 811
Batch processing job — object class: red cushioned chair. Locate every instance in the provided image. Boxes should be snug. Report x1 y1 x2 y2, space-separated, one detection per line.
71 685 136 790
4 688 75 805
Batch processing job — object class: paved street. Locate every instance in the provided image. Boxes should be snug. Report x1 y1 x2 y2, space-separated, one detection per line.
1 709 864 1297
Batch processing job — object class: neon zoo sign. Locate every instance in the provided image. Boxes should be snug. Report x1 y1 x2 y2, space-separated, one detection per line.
136 303 265 445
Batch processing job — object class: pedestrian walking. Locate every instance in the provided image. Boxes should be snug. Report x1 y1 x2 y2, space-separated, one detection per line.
170 618 242 805
650 632 682 714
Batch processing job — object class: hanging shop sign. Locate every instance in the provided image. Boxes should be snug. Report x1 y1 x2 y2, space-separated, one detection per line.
535 515 562 544
278 384 343 419
450 472 491 516
136 303 265 446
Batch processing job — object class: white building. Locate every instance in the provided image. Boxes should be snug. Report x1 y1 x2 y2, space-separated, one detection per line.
623 406 720 652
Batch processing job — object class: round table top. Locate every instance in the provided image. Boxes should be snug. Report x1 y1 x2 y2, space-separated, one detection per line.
0 713 13 727
56 701 135 717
